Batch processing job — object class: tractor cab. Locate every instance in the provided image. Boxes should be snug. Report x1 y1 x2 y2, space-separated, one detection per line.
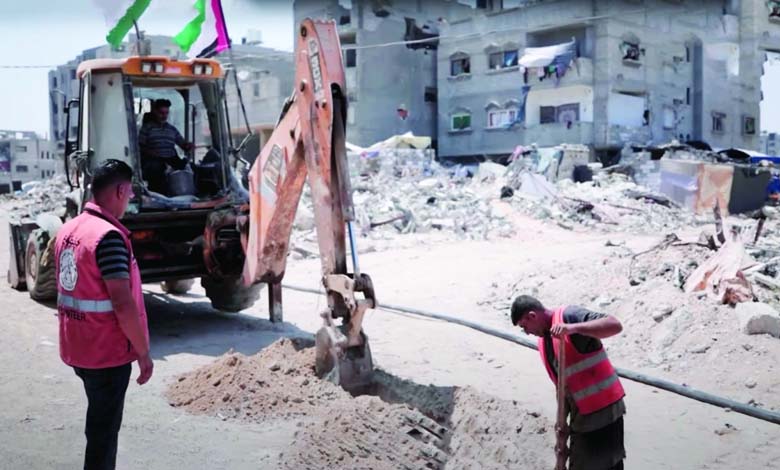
66 56 250 212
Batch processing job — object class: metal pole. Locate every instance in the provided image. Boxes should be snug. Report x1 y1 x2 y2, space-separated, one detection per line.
133 21 143 56
227 49 252 136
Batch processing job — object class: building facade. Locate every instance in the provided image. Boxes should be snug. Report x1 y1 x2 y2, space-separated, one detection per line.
762 131 779 155
438 0 776 160
0 130 58 193
220 39 294 149
294 0 475 148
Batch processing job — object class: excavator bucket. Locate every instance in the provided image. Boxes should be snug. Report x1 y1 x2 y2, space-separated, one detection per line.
242 19 375 391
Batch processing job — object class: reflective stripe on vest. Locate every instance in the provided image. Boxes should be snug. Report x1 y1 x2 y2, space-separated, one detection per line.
58 294 114 313
564 349 607 378
571 372 620 402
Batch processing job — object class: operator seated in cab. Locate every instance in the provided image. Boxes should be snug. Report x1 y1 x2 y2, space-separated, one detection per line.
139 99 194 194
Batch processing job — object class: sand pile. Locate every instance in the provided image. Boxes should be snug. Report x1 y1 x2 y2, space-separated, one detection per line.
167 338 553 469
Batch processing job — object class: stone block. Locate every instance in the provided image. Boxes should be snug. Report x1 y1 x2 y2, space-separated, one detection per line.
735 302 780 338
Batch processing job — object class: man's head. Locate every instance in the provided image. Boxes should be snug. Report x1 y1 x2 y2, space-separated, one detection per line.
91 159 134 218
151 99 171 123
510 295 550 337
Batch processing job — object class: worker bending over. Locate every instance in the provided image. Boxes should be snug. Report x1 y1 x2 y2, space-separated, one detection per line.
511 295 626 470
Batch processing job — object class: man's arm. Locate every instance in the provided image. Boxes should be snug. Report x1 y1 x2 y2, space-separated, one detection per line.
551 315 623 339
173 126 194 152
96 232 153 384
104 280 153 385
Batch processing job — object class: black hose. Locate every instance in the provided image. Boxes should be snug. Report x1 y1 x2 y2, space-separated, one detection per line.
283 283 780 426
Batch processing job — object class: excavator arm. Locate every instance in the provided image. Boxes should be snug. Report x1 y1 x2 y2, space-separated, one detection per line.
241 19 375 391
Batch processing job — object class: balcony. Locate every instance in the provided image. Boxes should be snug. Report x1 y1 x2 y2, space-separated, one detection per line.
601 125 652 147
523 122 594 147
525 57 594 90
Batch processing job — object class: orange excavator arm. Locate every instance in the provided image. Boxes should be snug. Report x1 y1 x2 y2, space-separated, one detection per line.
241 19 375 390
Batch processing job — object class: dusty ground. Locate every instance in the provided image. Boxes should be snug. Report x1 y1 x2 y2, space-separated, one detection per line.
2 203 780 469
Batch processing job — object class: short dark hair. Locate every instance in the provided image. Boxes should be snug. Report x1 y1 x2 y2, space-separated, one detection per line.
91 159 133 196
511 295 545 326
152 98 172 109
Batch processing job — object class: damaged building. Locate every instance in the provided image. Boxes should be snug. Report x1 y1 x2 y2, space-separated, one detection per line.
438 0 776 161
293 0 476 148
0 130 58 194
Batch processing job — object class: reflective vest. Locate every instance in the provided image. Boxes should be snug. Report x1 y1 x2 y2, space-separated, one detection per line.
55 202 148 369
538 306 625 415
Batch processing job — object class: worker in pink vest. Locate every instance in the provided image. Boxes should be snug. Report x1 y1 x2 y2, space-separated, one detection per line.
55 159 153 470
511 295 626 470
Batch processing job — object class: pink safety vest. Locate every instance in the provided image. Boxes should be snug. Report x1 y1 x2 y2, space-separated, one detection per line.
54 202 149 369
538 306 625 415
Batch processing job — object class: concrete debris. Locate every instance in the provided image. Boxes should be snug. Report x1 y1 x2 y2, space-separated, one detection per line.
735 302 780 338
1 175 69 221
684 240 756 305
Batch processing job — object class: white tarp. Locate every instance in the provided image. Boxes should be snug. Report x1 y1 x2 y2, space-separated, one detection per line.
519 41 576 68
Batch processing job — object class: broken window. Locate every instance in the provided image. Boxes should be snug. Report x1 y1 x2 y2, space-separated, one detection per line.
15 165 28 173
344 49 356 68
339 14 351 25
769 1 780 20
450 56 471 76
621 42 641 62
540 106 556 124
451 113 471 130
489 50 519 70
15 145 27 152
70 69 76 80
253 83 260 98
743 116 756 135
712 112 726 133
540 104 579 125
686 87 691 105
424 87 437 103
487 108 517 128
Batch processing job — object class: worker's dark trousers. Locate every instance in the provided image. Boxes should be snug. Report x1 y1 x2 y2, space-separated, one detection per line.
73 363 132 470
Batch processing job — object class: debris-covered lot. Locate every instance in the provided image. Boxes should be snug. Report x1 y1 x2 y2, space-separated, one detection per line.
3 146 780 468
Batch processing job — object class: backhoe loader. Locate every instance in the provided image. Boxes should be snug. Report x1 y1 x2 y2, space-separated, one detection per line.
7 19 374 390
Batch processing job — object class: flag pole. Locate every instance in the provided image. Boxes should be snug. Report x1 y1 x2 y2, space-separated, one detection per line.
227 47 252 137
133 20 143 56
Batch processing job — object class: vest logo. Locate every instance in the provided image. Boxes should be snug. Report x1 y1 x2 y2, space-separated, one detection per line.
58 248 78 291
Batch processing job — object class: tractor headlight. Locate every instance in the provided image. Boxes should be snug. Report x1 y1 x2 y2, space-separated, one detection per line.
141 62 152 73
154 62 164 73
204 65 213 75
193 64 204 75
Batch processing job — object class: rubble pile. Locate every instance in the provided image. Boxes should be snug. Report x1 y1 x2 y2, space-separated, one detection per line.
507 171 702 234
1 176 69 221
291 151 516 256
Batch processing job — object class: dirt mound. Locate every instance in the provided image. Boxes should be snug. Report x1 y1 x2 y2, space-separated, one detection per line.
167 338 553 469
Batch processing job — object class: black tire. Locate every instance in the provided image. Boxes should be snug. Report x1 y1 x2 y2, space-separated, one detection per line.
26 229 57 301
202 276 261 312
161 278 196 295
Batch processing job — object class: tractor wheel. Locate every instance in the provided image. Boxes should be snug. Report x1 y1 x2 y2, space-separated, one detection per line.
202 276 261 312
161 278 196 295
26 229 57 301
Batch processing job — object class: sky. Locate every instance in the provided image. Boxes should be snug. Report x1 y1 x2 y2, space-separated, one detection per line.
0 1 779 137
0 0 294 136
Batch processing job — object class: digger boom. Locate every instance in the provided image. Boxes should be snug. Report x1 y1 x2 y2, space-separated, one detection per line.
241 19 375 391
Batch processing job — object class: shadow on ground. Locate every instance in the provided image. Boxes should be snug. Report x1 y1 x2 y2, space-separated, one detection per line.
143 291 311 360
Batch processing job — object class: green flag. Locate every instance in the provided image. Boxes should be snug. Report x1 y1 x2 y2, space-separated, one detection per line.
174 0 206 53
105 0 153 48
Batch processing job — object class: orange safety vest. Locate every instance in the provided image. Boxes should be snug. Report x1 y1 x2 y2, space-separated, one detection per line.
55 202 149 369
538 306 625 415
